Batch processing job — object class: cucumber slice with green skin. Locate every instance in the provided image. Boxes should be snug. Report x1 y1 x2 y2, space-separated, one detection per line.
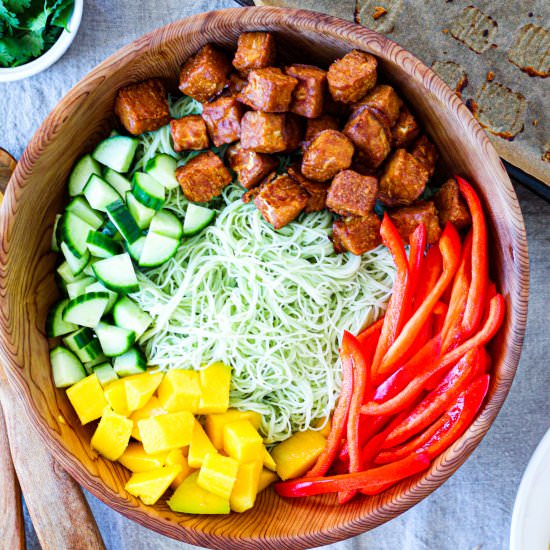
126 191 156 229
51 214 62 252
57 261 81 284
46 299 78 337
68 154 102 196
105 200 142 244
104 168 132 196
50 346 87 388
149 210 183 239
84 353 109 371
61 242 90 276
85 281 118 312
62 292 111 328
138 231 180 268
66 276 95 299
145 154 180 190
183 204 215 236
132 172 165 211
66 196 104 229
86 231 120 258
112 296 153 340
101 219 119 238
63 329 103 362
93 363 119 386
92 253 139 294
113 347 146 376
126 235 146 262
61 212 95 258
94 321 136 357
83 174 121 212
92 135 139 173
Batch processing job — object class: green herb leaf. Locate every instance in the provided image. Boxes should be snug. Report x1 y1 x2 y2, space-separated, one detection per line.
51 0 73 30
0 31 44 66
0 39 15 66
0 3 19 30
3 0 32 14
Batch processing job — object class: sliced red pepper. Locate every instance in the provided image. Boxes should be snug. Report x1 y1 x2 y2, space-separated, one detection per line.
338 414 388 463
413 246 442 310
357 317 384 346
433 301 448 335
456 176 488 337
407 222 427 303
275 452 431 498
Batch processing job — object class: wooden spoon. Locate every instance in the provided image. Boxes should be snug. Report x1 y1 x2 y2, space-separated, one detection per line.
0 148 105 550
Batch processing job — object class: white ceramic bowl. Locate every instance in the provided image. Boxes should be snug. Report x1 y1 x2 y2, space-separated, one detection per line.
0 0 83 83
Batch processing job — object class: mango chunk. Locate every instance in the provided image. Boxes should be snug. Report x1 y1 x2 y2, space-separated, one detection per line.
124 371 164 412
197 452 239 500
104 379 130 416
263 447 277 472
91 408 133 461
223 420 263 463
197 362 231 414
118 442 168 473
168 472 229 514
125 464 182 505
129 396 166 440
66 374 107 425
205 409 262 449
314 417 332 438
157 369 201 413
138 411 194 454
188 420 217 469
257 468 278 493
165 449 195 489
271 430 326 481
230 460 262 513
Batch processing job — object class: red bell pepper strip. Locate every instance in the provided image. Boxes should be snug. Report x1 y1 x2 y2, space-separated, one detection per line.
413 246 442 310
357 317 384 345
408 223 427 302
456 176 488 337
377 223 461 378
275 452 431 498
338 414 389 463
433 301 448 335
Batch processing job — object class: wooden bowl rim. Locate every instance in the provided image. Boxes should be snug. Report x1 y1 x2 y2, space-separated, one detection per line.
0 7 529 548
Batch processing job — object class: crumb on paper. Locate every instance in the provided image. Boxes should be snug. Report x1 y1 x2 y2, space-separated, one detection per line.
486 71 495 81
532 119 538 127
442 28 449 34
373 6 387 20
355 0 402 34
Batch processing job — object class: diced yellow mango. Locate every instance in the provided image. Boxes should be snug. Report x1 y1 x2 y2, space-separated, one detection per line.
125 464 182 505
91 408 133 461
257 468 278 493
104 379 130 417
197 452 239 500
271 430 326 481
165 449 195 489
66 374 107 425
205 409 262 449
124 371 164 412
197 362 231 414
223 420 263 463
263 447 277 472
157 369 201 413
188 420 217 469
230 460 262 513
314 417 332 438
118 442 168 473
138 411 194 454
129 396 166 440
168 472 230 514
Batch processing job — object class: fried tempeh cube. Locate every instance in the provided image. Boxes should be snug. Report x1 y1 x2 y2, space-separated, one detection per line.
114 79 170 135
175 151 232 203
302 115 340 151
388 201 442 244
391 106 421 148
332 213 382 255
350 84 403 127
326 170 378 217
301 129 354 182
288 166 329 212
233 32 276 75
179 44 232 103
238 67 298 112
201 96 245 147
254 174 308 229
226 72 248 96
240 111 300 153
434 178 472 231
226 142 279 189
379 149 429 206
327 50 378 104
170 116 209 152
285 64 327 119
409 135 438 177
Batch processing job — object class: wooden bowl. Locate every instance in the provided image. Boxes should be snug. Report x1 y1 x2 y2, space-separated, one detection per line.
0 7 529 548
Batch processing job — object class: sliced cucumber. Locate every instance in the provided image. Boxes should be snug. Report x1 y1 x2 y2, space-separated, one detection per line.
95 321 136 357
113 346 146 376
63 292 111 328
112 296 152 340
145 153 180 190
66 196 104 229
66 276 95 299
92 253 139 294
101 219 119 238
132 172 165 211
85 281 118 312
92 135 138 173
46 299 78 338
63 328 103 362
104 168 132 196
183 203 215 236
51 214 62 252
61 212 95 258
84 353 109 371
51 346 87 388
61 242 90 276
149 210 183 239
126 192 156 230
126 235 146 262
86 231 120 258
105 200 141 244
93 363 119 387
83 174 121 212
68 154 101 196
139 231 180 268
57 261 81 284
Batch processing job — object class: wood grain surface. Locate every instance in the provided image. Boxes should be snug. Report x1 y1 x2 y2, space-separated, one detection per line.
0 7 529 549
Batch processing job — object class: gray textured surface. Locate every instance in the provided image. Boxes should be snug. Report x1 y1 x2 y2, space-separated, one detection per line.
1 1 549 549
